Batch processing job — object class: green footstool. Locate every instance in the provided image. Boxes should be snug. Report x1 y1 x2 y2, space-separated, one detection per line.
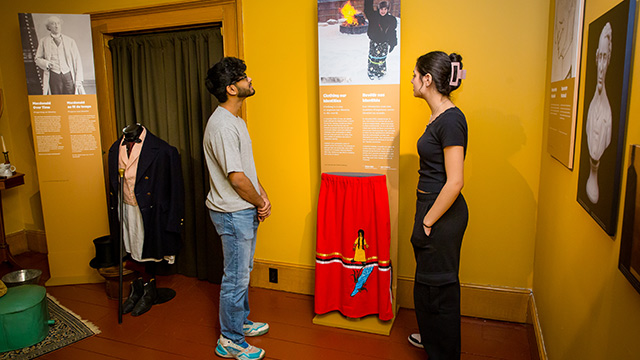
0 285 51 352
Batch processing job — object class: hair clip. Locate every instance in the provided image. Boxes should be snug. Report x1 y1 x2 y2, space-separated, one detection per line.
449 62 467 86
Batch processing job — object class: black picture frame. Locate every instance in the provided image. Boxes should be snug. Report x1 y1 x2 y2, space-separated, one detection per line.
619 145 640 294
576 0 636 235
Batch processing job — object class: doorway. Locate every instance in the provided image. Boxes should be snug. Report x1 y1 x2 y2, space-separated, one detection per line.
91 0 242 282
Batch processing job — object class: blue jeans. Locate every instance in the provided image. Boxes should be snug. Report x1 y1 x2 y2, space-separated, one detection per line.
209 208 259 344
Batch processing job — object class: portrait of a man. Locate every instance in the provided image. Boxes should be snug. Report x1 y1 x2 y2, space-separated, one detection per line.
19 13 96 96
585 23 613 204
551 0 580 82
34 16 84 95
577 0 634 235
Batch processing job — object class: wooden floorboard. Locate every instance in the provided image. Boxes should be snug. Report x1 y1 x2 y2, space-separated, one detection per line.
1 252 538 360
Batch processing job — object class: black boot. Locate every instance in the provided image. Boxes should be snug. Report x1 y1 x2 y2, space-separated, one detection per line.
131 278 158 316
122 278 144 314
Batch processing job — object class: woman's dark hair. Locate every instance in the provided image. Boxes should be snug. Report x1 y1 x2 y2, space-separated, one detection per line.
205 57 247 103
415 51 463 96
379 1 389 10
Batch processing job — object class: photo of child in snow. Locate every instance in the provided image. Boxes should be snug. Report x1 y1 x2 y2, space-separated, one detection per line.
364 0 397 80
318 0 401 86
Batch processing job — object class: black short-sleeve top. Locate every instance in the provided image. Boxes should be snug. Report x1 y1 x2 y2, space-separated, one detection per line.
417 107 468 193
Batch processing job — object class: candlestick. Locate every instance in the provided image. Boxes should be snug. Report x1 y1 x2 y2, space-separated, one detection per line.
3 151 8 164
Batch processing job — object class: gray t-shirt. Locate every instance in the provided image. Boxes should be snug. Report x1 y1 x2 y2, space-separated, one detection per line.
203 106 260 212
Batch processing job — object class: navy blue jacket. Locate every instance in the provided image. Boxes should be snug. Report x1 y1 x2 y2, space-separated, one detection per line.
108 130 184 260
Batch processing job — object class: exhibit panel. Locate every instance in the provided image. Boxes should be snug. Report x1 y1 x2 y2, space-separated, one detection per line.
547 0 585 169
315 0 400 334
18 13 109 285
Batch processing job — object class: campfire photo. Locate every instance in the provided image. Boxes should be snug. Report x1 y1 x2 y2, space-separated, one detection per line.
318 0 401 85
339 1 368 34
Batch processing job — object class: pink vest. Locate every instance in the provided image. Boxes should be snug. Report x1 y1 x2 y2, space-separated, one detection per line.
118 128 147 205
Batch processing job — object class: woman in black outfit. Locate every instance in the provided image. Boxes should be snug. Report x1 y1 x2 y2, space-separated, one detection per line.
407 51 468 360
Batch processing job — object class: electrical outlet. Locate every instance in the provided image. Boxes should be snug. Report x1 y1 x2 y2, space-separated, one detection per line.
269 268 278 283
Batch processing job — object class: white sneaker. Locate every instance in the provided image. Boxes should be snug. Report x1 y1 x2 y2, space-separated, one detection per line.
243 320 269 337
408 333 424 348
215 335 265 360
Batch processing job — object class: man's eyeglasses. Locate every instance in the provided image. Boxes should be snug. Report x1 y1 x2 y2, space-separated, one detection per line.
230 75 247 86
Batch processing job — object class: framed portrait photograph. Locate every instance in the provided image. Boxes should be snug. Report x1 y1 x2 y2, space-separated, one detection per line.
576 0 636 235
619 145 640 294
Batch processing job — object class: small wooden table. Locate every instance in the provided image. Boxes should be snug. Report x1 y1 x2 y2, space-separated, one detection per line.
0 173 25 268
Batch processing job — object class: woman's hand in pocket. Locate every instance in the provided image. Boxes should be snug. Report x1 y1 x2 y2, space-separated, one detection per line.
422 222 432 236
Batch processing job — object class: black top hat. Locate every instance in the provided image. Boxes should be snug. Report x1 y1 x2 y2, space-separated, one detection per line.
89 235 119 269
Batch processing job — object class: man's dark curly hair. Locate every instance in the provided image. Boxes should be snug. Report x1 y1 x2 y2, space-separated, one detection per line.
205 57 247 103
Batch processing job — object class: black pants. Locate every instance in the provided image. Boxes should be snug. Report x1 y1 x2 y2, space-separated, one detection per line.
414 280 461 360
49 71 75 95
411 192 468 360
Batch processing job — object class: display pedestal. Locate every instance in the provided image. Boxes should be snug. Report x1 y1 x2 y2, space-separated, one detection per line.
313 312 395 335
314 173 395 334
0 173 25 268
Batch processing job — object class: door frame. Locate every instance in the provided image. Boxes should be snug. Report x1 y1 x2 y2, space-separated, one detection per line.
90 0 243 180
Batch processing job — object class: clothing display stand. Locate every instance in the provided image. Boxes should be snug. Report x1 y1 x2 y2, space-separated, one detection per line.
118 169 125 324
0 173 25 268
313 172 395 335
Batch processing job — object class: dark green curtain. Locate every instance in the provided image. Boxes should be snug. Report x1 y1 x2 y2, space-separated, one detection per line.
109 27 224 283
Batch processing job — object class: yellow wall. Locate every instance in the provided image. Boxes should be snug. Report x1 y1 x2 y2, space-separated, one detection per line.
0 65 26 235
0 0 175 233
11 0 640 358
243 0 549 291
534 0 640 358
4 0 640 358
1 0 546 289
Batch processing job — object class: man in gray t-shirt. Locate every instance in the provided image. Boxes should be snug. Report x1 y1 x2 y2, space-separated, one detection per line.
204 57 270 360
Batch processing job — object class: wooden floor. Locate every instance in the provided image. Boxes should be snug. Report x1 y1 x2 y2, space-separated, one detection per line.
1 252 539 360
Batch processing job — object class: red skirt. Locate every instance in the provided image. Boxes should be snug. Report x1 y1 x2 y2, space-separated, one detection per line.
315 173 393 320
